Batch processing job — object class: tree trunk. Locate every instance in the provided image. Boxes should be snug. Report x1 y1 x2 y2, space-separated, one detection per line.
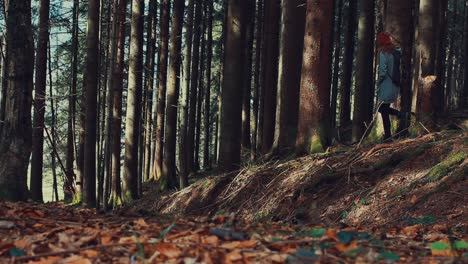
251 0 263 159
339 0 357 135
49 43 58 202
260 0 280 154
143 0 157 182
330 0 344 130
352 0 375 142
153 0 169 181
187 1 203 172
295 0 334 154
241 0 255 153
195 7 206 171
178 0 194 188
109 0 127 208
416 76 438 130
161 0 184 190
462 0 468 108
218 0 248 172
124 0 144 201
0 0 34 201
30 0 50 202
385 0 415 133
272 0 306 156
203 0 213 169
82 0 100 208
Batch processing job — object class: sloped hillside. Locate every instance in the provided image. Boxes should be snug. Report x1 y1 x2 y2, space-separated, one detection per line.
134 129 467 230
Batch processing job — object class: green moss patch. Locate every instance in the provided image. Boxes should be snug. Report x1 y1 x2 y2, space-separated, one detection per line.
426 152 466 183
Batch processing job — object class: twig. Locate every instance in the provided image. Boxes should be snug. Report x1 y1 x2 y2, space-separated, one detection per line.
418 121 431 134
357 102 384 148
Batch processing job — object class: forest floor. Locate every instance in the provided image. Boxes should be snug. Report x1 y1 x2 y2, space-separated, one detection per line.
1 116 467 263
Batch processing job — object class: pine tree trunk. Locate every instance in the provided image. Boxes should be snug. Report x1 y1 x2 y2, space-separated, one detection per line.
203 0 213 169
330 0 344 130
385 0 415 133
30 0 50 202
461 0 467 108
143 0 157 182
178 0 194 188
0 34 6 134
153 0 169 181
272 0 306 156
260 0 280 154
195 8 206 171
124 0 144 200
187 1 203 172
0 0 34 201
241 0 255 153
218 0 248 172
49 44 59 202
295 0 334 155
82 0 100 208
109 0 127 208
352 0 375 142
251 0 263 159
161 0 184 190
339 0 357 135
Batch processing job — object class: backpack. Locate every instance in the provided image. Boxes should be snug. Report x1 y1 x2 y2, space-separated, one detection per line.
390 49 401 87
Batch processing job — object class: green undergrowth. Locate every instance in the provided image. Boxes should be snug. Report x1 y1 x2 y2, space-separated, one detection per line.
425 151 466 183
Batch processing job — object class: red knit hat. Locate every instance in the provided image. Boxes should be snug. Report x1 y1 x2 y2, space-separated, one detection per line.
377 32 393 47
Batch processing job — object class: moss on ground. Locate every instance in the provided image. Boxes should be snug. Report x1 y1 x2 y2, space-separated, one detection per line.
426 152 466 183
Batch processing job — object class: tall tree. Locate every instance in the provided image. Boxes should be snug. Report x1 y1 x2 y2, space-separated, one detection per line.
203 0 214 168
272 0 306 155
241 0 255 152
385 0 415 133
352 0 375 142
65 0 80 201
464 0 468 108
0 0 34 201
124 0 144 200
143 0 157 182
178 0 194 188
153 0 169 181
187 0 203 171
161 0 184 190
330 0 344 129
109 0 128 207
339 0 358 133
260 0 280 154
195 5 207 171
251 0 263 159
295 0 334 154
30 0 50 202
218 0 247 172
82 0 101 207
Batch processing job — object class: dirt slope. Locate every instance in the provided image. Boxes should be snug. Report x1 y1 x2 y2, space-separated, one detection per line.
134 130 467 230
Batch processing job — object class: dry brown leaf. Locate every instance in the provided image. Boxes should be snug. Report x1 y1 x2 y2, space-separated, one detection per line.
202 235 220 246
270 253 288 263
423 233 448 242
27 256 61 264
221 240 257 249
118 236 138 244
410 195 418 204
325 228 338 241
14 239 29 249
224 249 243 263
134 218 149 228
336 240 359 252
81 249 99 258
154 243 182 258
100 235 113 245
401 225 420 239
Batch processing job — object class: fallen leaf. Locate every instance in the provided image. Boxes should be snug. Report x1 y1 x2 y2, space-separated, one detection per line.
100 236 113 245
134 218 149 228
325 228 338 241
154 243 181 258
431 240 456 257
202 235 220 246
401 225 420 239
410 195 418 204
224 249 242 263
81 250 99 258
0 220 15 229
336 240 359 252
270 253 287 263
221 240 257 249
118 236 138 244
28 256 62 264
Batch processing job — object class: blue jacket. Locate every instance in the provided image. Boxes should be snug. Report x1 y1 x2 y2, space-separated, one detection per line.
377 50 400 103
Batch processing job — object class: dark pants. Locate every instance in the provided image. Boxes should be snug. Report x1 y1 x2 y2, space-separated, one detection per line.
378 103 400 139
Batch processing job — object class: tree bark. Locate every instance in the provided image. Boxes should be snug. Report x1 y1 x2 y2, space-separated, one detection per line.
352 0 375 142
153 0 169 181
143 0 157 182
295 0 334 155
30 0 50 202
330 0 344 130
178 0 194 188
339 0 358 134
272 0 306 156
82 0 100 208
218 0 248 172
203 0 214 169
109 0 127 208
385 0 415 133
251 0 263 159
187 0 203 172
161 0 184 190
124 0 144 201
195 6 206 171
260 0 280 154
